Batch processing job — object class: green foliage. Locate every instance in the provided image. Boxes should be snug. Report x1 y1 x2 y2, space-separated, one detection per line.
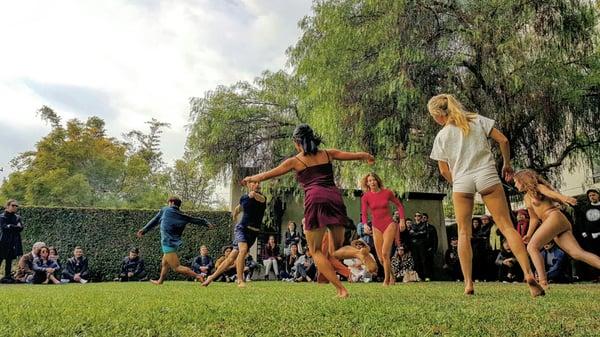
18 207 232 281
1 282 600 336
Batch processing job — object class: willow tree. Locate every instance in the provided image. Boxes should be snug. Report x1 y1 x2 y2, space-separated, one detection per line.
288 0 600 192
186 70 301 192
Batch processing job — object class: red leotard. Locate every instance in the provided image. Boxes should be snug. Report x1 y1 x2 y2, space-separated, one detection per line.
361 188 405 232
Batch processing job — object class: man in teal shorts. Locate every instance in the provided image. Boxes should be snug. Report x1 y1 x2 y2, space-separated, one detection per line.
137 197 213 285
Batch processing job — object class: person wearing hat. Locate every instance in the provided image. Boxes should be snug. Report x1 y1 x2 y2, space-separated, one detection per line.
117 247 147 282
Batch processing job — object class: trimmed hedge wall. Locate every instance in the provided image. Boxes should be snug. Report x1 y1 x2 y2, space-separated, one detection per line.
18 207 232 281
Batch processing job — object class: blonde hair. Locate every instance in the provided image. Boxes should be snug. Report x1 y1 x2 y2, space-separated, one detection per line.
427 94 478 135
361 172 384 191
513 169 555 202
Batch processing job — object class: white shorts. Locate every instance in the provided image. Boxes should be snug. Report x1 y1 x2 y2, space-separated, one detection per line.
452 166 501 194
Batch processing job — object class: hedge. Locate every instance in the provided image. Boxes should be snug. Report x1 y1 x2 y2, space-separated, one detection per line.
17 207 232 281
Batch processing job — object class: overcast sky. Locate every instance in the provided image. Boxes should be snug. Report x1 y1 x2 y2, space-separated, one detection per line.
0 0 312 201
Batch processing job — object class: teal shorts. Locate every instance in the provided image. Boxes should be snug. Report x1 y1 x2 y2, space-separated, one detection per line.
162 245 178 254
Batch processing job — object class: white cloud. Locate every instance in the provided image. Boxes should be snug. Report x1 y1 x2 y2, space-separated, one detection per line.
0 0 312 201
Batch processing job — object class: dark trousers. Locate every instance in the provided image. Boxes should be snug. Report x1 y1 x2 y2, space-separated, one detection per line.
119 271 147 281
0 258 13 280
411 242 428 279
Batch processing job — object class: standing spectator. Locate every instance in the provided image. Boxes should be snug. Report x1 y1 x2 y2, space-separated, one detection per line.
191 245 214 282
0 199 24 283
282 243 302 281
32 246 60 284
580 189 600 281
284 221 304 254
294 250 316 282
495 239 523 283
409 212 429 281
118 247 147 282
262 235 282 280
471 217 487 281
515 209 529 239
391 245 417 282
444 237 462 281
15 242 46 283
244 254 258 282
422 213 438 281
541 241 570 284
485 215 502 281
61 246 90 284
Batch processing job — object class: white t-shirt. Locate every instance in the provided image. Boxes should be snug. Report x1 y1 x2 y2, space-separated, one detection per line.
430 115 496 180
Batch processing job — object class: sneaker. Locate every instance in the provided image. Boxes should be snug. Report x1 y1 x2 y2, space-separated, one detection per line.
425 278 431 282
80 279 88 284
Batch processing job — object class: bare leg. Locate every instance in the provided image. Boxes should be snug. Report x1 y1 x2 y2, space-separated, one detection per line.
527 213 569 289
236 243 249 288
48 274 60 284
151 254 171 285
554 228 600 271
306 226 348 298
332 230 377 274
453 192 475 295
480 184 544 297
202 250 239 287
373 223 397 286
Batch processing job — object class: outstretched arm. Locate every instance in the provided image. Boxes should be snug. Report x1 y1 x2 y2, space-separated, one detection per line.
538 184 577 206
327 149 374 164
243 158 296 184
138 209 164 236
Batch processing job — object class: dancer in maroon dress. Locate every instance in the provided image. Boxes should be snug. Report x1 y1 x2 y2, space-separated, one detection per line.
242 124 377 298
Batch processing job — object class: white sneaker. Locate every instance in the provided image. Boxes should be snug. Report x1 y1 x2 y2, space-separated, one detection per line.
80 279 88 284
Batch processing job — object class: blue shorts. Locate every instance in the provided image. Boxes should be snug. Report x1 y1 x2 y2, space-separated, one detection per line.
233 224 259 249
162 245 178 254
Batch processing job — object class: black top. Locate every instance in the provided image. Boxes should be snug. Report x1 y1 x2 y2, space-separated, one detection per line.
0 211 24 259
239 193 266 227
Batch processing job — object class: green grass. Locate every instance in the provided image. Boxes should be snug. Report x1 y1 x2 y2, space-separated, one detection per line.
1 281 599 337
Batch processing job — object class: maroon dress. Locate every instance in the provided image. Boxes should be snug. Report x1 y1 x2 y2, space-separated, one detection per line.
295 156 348 231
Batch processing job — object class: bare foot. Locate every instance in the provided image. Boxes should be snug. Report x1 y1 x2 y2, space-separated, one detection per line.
540 281 549 291
150 279 163 285
336 288 349 299
526 277 545 298
196 275 205 283
359 247 378 273
237 281 246 288
464 288 474 295
201 276 214 287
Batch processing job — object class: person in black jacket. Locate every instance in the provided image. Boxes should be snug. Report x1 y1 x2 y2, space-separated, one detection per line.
422 213 438 281
284 221 304 254
409 212 429 281
118 247 147 282
0 199 24 283
61 246 90 283
191 245 214 281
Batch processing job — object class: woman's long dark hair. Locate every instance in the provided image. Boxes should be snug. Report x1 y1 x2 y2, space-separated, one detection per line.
293 124 322 155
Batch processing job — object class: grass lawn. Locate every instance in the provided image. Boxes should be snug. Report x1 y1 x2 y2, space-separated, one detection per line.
1 281 599 337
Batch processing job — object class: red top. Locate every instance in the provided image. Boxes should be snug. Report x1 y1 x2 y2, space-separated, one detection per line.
361 188 405 229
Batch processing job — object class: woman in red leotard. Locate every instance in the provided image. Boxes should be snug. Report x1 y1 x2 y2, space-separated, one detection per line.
361 173 405 286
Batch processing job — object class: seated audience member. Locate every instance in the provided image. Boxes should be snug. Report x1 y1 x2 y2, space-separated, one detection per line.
281 243 302 281
294 250 316 282
495 239 523 283
443 237 462 281
32 246 60 284
61 246 90 284
191 245 214 281
244 254 258 282
215 246 236 282
262 235 282 280
542 241 570 284
118 247 147 282
391 245 418 282
343 239 374 283
48 246 61 271
515 209 529 239
15 241 46 283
